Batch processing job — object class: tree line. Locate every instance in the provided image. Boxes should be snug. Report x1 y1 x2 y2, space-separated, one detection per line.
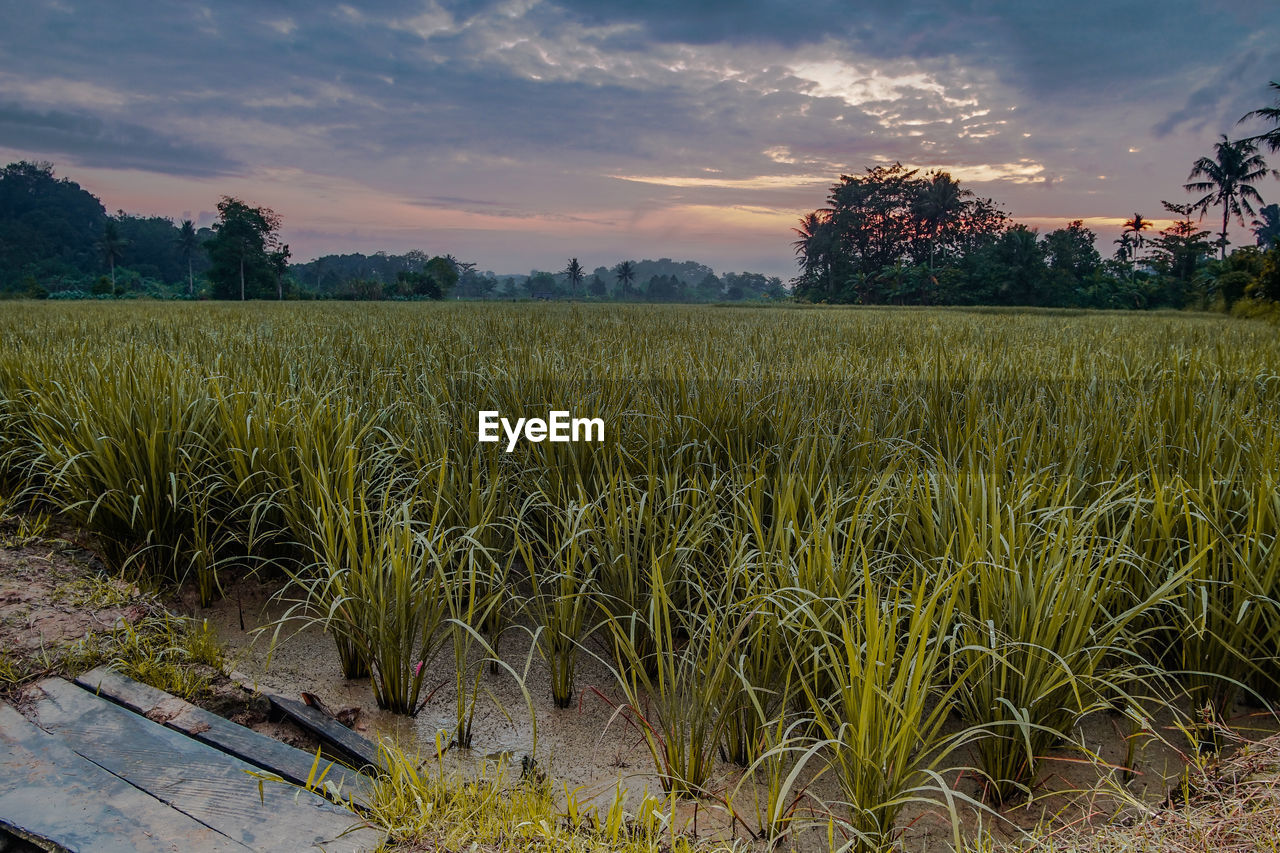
0 168 461 301
792 81 1280 312
0 163 786 303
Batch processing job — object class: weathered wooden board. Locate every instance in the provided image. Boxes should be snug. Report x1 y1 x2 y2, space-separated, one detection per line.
74 667 374 805
27 679 381 853
264 693 384 774
0 703 248 852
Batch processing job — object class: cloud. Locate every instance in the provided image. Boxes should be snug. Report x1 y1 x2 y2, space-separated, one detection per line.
609 173 830 190
0 0 1273 276
0 102 240 177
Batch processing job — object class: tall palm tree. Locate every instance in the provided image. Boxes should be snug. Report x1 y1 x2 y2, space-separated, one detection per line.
563 258 584 298
1253 204 1280 250
1122 213 1152 252
912 171 969 270
1240 80 1280 154
97 220 126 289
176 219 198 296
792 210 835 299
614 260 635 298
1184 135 1270 260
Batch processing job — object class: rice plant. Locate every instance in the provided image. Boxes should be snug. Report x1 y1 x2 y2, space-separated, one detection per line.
4 301 1280 848
788 555 979 853
512 490 598 708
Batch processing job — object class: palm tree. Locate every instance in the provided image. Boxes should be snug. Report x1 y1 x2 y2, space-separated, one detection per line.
97 220 126 289
614 260 635 298
1122 213 1152 253
1240 80 1280 154
563 258 584 298
912 172 969 270
1113 233 1133 263
1117 213 1152 278
792 210 835 300
1184 135 1270 260
176 220 198 296
1252 204 1280 250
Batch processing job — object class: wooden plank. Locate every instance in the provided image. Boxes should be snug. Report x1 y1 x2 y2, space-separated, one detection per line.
27 679 381 853
264 693 384 774
74 667 374 805
0 703 249 853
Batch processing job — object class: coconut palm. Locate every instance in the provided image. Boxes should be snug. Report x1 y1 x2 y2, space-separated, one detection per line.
176 220 198 296
97 220 126 289
563 258 584 298
793 210 836 300
1184 136 1270 260
913 171 970 270
613 260 636 298
1240 80 1280 154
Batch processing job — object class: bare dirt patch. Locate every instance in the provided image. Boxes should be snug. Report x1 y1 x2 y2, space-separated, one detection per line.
0 515 322 756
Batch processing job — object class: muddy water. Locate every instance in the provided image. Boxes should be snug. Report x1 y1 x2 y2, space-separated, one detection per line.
194 576 1261 851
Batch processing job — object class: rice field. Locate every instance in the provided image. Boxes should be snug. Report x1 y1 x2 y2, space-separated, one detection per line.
2 301 1280 851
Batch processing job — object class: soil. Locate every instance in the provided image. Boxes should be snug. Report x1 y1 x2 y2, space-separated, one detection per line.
0 518 322 755
0 526 141 663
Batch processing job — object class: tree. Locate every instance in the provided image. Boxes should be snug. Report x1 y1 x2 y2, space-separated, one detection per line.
988 225 1046 304
587 274 606 298
1148 201 1213 306
912 171 970 270
792 210 835 301
1042 220 1101 280
694 272 722 301
827 162 922 280
563 258 584 298
0 161 106 291
395 256 457 299
796 163 1008 304
1240 80 1280 154
269 246 291 300
614 260 635 297
1250 247 1280 303
205 197 285 300
97 220 126 289
176 219 198 296
1211 247 1267 308
1252 204 1280 250
1122 213 1153 260
1184 136 1269 260
525 270 556 297
1113 233 1134 265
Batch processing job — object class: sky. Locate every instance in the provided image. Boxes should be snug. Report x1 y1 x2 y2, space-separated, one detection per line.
0 0 1277 279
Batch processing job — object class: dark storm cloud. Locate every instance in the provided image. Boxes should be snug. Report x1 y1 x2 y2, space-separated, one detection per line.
0 102 240 177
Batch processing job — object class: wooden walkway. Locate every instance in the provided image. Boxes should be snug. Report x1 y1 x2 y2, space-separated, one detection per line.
0 670 384 852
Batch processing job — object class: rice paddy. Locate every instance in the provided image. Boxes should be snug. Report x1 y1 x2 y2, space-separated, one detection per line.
2 301 1279 851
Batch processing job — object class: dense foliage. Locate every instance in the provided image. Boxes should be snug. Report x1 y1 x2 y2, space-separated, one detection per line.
793 80 1280 314
0 161 215 298
204 197 290 300
792 163 1278 311
0 162 783 303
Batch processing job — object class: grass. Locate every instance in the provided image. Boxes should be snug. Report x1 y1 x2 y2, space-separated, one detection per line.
3 301 1280 848
1 597 225 704
361 741 741 852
